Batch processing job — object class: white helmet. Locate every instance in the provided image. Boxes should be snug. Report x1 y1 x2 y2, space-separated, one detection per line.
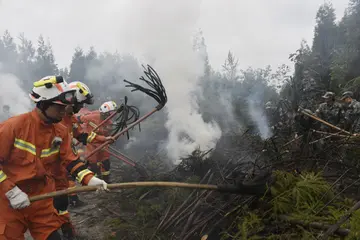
29 76 75 105
99 101 117 113
68 81 94 104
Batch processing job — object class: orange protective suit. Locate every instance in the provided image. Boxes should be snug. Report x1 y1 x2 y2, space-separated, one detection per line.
76 111 112 179
54 114 108 227
77 146 86 160
77 107 91 116
0 109 94 240
56 114 107 190
75 108 91 133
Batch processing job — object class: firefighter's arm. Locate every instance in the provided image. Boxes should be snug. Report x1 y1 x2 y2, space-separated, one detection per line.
75 115 115 144
72 121 83 139
71 116 92 145
0 123 30 209
85 119 115 143
0 123 16 193
73 125 89 146
74 131 114 145
60 132 93 184
92 133 115 143
75 113 92 125
74 129 113 145
61 132 107 189
74 127 114 145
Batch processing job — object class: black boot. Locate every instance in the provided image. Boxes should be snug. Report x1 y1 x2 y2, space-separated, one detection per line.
61 223 76 240
47 230 62 240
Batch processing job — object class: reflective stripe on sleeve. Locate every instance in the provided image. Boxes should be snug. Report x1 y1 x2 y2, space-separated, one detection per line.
0 170 7 182
87 132 97 143
14 138 36 155
76 169 92 183
41 147 60 158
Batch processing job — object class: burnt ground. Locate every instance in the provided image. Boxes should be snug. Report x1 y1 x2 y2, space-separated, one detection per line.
63 134 264 240
22 130 263 240
24 130 360 239
70 161 132 240
68 134 264 240
70 152 171 240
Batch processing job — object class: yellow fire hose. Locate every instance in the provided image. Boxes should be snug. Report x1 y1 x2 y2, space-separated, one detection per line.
29 181 267 202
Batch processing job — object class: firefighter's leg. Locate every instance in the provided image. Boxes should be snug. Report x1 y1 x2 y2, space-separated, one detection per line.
60 222 76 240
47 230 62 240
27 196 63 240
53 194 69 215
96 161 103 180
0 180 63 240
88 162 101 177
0 205 27 240
67 175 86 208
53 194 76 239
101 159 111 183
88 151 102 178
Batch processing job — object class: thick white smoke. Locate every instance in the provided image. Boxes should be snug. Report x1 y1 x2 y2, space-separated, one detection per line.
120 0 222 162
247 93 272 139
0 71 31 118
218 90 240 132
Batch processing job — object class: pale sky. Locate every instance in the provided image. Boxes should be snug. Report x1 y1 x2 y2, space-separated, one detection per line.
0 0 349 71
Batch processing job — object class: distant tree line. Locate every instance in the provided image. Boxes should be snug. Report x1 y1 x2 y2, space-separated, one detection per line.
282 0 360 111
1 0 359 140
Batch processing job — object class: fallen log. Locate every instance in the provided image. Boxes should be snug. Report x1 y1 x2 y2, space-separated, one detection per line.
278 215 350 237
320 199 360 239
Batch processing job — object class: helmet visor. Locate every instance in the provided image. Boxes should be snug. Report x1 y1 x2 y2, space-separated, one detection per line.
84 94 94 105
52 90 76 105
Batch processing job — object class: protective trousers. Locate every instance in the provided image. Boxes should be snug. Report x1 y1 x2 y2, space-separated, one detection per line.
67 175 82 205
0 179 62 240
86 144 111 182
52 166 77 239
100 159 111 183
53 195 76 239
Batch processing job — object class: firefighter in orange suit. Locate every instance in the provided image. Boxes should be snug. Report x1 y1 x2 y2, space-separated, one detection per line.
0 76 107 240
54 81 114 239
77 101 117 183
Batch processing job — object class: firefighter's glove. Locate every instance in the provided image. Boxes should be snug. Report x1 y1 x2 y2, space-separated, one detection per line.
88 176 108 192
105 136 116 144
5 186 30 209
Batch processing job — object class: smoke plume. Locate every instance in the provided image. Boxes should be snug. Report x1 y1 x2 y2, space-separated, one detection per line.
0 71 31 117
247 92 272 139
120 0 222 162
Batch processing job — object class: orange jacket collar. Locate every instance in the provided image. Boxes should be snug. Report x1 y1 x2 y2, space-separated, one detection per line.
30 108 51 126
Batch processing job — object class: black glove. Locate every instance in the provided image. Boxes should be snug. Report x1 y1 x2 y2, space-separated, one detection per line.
76 133 88 145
